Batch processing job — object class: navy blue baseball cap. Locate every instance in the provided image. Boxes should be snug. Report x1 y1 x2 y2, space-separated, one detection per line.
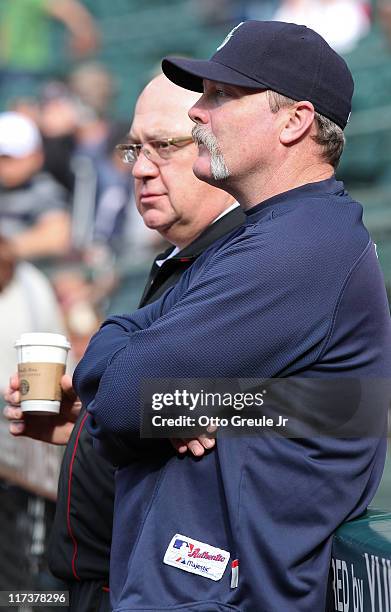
162 20 354 130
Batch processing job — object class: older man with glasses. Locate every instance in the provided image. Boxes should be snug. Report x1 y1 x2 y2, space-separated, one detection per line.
4 73 244 612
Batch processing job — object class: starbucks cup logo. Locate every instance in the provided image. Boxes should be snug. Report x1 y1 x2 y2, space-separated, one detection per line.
20 379 30 396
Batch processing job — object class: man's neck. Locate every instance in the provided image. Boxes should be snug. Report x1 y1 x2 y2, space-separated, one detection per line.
165 198 237 250
227 163 335 211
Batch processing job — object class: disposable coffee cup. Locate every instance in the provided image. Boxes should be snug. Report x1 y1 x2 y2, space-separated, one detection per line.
14 333 71 415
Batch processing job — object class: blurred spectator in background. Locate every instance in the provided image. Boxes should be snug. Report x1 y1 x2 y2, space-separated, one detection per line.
9 85 78 195
38 82 80 195
0 0 99 104
0 112 71 262
65 64 130 252
69 63 115 122
0 236 66 392
92 126 134 254
272 0 371 53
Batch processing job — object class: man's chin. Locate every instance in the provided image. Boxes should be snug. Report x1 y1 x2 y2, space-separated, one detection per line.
193 160 218 185
142 213 173 233
144 219 166 231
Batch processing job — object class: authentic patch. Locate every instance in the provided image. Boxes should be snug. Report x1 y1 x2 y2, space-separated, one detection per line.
163 534 230 581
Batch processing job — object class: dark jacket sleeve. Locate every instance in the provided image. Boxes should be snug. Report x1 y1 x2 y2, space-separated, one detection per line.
74 230 335 448
74 215 390 462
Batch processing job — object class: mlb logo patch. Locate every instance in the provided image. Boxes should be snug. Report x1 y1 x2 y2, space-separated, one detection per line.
172 538 194 563
164 533 230 581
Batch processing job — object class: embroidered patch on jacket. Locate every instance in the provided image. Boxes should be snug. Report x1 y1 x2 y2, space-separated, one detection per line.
164 533 230 581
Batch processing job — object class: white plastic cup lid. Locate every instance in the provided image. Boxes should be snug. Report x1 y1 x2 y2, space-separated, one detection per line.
14 332 71 350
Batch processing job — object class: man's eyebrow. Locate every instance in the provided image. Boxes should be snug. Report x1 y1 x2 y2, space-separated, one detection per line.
125 132 169 143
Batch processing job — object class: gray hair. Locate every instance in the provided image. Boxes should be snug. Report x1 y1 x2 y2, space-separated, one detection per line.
267 90 345 168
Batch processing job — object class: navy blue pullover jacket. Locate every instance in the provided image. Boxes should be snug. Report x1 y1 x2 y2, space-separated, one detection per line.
47 206 244 585
74 177 391 612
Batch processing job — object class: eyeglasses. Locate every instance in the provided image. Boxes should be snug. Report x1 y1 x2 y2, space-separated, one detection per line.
115 136 194 166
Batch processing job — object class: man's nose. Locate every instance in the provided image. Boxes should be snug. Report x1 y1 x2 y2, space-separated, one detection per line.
188 97 209 125
132 151 159 179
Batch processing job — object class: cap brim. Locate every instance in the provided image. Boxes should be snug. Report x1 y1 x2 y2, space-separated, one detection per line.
0 145 19 158
162 57 267 92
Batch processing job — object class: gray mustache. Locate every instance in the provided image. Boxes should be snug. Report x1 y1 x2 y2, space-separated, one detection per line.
191 124 230 180
192 125 220 152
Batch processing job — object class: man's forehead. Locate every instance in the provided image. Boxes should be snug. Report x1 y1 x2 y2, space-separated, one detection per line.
129 109 193 141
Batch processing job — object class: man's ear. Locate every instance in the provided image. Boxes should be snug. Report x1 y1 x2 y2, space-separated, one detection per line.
279 101 315 145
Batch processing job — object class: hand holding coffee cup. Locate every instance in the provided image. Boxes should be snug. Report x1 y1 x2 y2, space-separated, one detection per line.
4 371 81 445
14 333 71 415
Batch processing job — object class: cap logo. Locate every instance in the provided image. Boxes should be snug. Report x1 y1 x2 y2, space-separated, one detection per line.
216 22 244 51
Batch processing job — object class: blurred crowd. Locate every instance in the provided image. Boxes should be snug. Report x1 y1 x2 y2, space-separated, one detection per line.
199 0 391 53
0 2 175 387
0 59 161 387
0 0 391 390
199 0 371 51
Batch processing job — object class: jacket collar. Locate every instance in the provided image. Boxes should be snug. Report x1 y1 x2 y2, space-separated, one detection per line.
154 206 246 264
245 176 345 224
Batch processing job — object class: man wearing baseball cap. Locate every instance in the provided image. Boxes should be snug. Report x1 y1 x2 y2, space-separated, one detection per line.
72 22 391 610
0 112 70 260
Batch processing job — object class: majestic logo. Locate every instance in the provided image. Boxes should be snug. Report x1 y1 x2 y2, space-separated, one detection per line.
216 22 244 51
